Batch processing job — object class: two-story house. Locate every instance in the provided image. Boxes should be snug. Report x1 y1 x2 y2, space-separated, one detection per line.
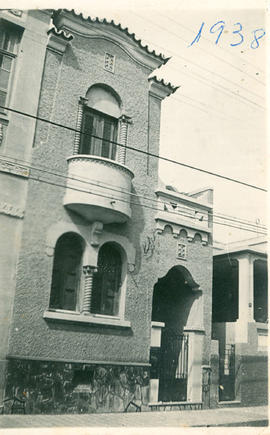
1 9 216 414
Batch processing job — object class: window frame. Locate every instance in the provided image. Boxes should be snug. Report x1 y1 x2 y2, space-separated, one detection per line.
80 106 119 160
49 233 84 313
0 21 21 114
91 242 123 317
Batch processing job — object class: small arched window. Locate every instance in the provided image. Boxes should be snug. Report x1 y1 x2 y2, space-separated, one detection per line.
91 243 122 316
49 233 83 311
80 85 121 160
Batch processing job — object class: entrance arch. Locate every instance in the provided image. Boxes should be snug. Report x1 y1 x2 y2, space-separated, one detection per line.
151 265 202 403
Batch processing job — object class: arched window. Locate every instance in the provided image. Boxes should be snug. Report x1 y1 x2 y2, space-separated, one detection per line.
80 85 121 160
49 233 83 311
91 243 122 316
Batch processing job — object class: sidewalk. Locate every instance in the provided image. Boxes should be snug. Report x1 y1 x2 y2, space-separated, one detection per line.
0 405 268 428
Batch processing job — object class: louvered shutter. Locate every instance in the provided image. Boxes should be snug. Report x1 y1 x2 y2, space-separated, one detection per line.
80 111 94 154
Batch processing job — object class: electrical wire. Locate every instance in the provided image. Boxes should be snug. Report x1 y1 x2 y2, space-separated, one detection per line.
161 13 265 75
161 13 266 83
0 154 267 234
56 12 266 113
21 167 267 236
132 11 266 101
0 104 267 193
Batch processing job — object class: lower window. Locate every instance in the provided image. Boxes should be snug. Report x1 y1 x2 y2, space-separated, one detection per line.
91 243 122 316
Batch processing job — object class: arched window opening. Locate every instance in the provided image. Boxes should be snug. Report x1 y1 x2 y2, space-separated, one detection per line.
91 243 122 316
49 233 83 311
80 85 121 160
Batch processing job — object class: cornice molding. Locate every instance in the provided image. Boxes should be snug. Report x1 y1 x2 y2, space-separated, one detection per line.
0 159 29 178
149 76 179 100
47 26 74 55
156 217 209 245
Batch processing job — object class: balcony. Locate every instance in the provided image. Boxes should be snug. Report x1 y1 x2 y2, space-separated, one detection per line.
63 155 134 224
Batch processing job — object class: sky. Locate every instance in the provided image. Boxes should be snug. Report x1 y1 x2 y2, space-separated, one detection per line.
3 0 268 243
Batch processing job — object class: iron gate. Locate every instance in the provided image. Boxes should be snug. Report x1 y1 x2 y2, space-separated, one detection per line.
219 344 235 401
158 328 188 402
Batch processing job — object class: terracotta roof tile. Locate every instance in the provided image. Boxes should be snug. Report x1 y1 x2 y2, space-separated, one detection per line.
52 9 170 65
47 26 74 41
149 75 179 93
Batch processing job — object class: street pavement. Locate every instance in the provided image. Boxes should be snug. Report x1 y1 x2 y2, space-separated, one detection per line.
0 405 268 429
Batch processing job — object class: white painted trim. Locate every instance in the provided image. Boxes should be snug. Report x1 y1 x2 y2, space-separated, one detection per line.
43 310 131 328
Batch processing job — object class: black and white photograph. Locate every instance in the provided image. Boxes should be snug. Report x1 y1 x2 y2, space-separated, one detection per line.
0 0 268 431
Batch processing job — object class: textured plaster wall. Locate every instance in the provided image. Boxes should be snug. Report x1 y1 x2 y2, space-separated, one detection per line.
152 229 213 364
8 28 213 374
8 33 164 365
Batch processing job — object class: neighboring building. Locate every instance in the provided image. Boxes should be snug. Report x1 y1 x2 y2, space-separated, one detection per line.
0 9 52 403
212 236 268 406
0 9 216 414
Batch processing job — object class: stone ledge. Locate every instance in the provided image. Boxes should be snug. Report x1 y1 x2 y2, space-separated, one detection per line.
43 310 131 328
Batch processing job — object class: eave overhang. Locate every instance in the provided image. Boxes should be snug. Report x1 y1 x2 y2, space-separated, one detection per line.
149 75 179 100
52 9 170 72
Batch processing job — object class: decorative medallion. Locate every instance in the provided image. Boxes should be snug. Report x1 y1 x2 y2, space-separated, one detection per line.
104 53 115 73
177 243 187 260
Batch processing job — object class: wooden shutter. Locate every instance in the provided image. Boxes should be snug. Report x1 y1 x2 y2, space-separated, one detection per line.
80 111 94 154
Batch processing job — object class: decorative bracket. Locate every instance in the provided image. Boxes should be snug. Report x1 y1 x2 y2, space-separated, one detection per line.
90 221 104 246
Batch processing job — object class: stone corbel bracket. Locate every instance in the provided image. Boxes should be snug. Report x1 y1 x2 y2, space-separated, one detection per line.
156 219 209 245
47 26 74 55
90 221 104 246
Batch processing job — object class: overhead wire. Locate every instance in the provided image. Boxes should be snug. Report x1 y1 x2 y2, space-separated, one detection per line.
0 153 267 234
123 15 266 112
10 159 266 236
161 13 265 75
61 12 266 113
131 11 266 104
0 104 267 193
160 13 266 83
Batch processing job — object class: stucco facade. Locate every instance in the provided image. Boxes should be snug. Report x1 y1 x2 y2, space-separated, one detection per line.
1 9 215 413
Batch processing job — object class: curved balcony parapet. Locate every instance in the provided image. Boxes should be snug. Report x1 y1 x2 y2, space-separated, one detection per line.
63 155 134 224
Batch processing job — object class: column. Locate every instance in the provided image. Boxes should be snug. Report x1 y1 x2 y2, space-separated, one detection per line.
82 265 97 314
149 321 165 403
118 115 131 165
184 328 205 403
235 254 254 343
73 97 87 155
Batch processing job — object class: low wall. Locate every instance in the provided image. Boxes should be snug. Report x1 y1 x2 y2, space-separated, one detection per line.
4 358 150 414
235 354 268 406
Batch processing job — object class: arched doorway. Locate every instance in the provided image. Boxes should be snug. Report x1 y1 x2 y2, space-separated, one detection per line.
151 266 200 402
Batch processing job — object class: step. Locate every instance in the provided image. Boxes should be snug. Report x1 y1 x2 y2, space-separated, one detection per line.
218 400 242 408
149 401 202 411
